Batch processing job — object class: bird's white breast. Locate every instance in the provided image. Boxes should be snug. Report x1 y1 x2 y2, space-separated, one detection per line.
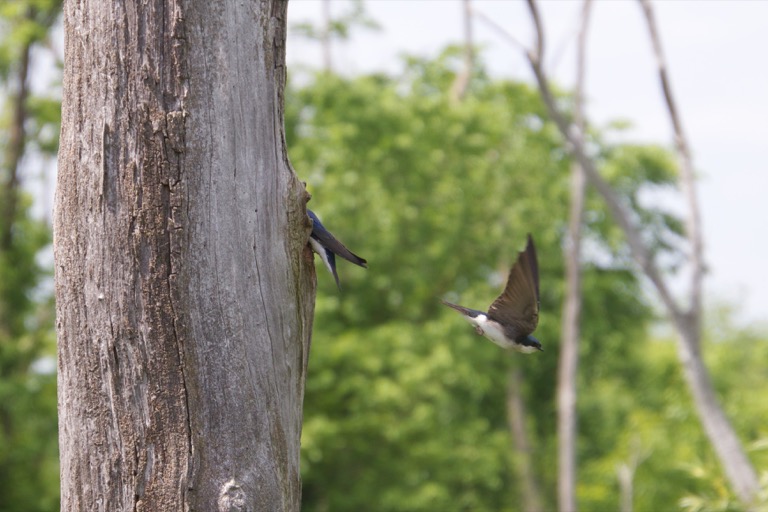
471 314 513 349
470 314 539 353
309 238 334 276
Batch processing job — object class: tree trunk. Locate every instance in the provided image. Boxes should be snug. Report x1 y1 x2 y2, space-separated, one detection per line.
55 1 313 510
674 318 759 503
557 3 591 511
557 160 585 512
638 0 759 500
507 368 544 512
321 0 332 72
449 0 474 103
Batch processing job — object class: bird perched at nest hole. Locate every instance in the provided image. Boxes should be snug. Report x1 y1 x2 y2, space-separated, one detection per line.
307 209 367 290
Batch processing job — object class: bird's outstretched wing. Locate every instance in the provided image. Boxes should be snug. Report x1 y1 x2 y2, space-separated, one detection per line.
308 210 368 268
487 234 539 337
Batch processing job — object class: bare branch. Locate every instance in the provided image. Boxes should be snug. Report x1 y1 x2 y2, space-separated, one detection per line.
450 0 474 103
573 2 591 133
507 368 544 512
637 1 759 503
525 0 545 63
523 0 683 323
638 0 703 331
513 1 760 505
471 7 527 53
322 0 332 72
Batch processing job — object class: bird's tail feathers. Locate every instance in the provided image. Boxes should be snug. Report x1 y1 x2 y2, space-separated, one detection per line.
342 251 368 269
440 299 481 318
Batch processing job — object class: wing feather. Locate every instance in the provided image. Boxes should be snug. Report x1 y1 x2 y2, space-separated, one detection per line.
487 234 540 337
308 210 368 268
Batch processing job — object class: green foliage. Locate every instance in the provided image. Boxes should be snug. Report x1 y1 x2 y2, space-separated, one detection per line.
0 3 765 510
0 193 58 512
284 49 718 510
0 1 61 510
25 95 61 154
0 0 61 79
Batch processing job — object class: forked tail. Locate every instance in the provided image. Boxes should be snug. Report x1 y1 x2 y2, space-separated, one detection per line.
440 299 482 318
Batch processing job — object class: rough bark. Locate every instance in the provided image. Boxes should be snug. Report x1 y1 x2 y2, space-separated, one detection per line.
55 1 313 510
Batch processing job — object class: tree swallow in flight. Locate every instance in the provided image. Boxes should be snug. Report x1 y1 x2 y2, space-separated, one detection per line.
308 209 367 289
441 234 542 353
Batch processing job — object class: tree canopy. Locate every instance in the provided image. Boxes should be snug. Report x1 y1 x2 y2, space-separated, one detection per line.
283 52 768 511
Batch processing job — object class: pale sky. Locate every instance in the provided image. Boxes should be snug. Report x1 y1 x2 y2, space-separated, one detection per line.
287 0 768 326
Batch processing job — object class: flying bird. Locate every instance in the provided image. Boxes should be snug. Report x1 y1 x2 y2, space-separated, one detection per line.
441 234 542 353
307 209 367 289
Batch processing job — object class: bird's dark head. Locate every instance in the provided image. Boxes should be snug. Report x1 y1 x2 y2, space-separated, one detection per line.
522 335 543 353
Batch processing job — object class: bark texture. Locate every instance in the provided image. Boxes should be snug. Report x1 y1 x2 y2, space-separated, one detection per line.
55 1 313 510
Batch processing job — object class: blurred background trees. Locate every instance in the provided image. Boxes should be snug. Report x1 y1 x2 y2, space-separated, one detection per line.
287 52 768 512
1 0 766 511
0 0 61 510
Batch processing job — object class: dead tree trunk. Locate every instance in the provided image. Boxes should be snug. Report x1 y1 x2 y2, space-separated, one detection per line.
55 1 314 510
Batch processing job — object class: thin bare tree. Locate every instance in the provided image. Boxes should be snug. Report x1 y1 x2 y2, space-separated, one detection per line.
617 438 648 512
450 0 474 103
322 0 332 72
557 2 592 511
519 0 759 505
507 367 545 512
636 0 759 502
55 1 314 510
